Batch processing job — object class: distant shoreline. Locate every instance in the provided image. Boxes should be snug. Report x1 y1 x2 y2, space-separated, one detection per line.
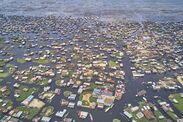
0 14 183 23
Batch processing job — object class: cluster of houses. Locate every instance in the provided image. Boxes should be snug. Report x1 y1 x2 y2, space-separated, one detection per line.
123 94 183 122
152 77 182 90
123 98 181 122
0 14 182 122
125 22 183 78
124 100 166 122
0 15 129 122
157 99 181 121
13 65 54 85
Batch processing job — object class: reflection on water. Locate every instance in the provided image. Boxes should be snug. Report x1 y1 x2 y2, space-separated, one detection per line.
0 0 183 21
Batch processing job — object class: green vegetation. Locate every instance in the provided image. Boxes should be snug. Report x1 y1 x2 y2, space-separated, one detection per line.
89 96 97 103
73 54 80 60
60 57 66 62
96 54 104 59
113 52 123 57
124 101 167 122
37 79 49 85
42 92 55 101
4 89 11 96
96 37 105 42
0 36 4 42
90 83 98 89
15 85 37 102
55 80 62 87
17 58 26 64
41 106 54 116
113 119 121 122
0 72 10 78
63 90 72 97
0 59 16 76
6 64 16 74
79 91 90 101
4 46 12 51
17 106 39 120
79 94 83 101
109 60 119 68
82 100 90 106
169 93 183 113
89 82 102 89
33 58 49 64
79 91 95 107
154 111 166 122
0 86 11 97
25 72 48 85
167 111 179 121
6 63 15 68
0 99 13 110
68 70 74 78
0 60 7 67
6 100 13 109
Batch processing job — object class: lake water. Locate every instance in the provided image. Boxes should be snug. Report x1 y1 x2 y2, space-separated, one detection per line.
0 0 183 21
